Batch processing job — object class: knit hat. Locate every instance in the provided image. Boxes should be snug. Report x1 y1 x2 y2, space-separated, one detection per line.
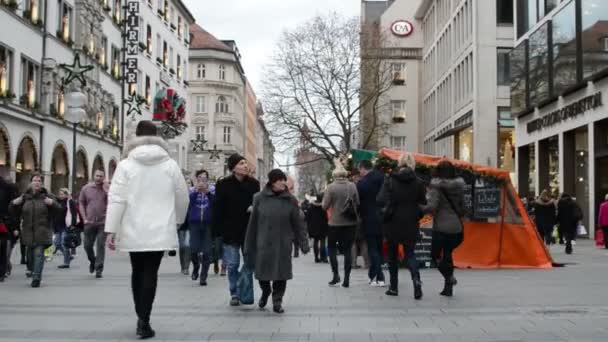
332 158 348 178
227 153 246 171
267 169 287 185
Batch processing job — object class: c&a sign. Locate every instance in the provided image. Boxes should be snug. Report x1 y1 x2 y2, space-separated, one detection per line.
124 1 139 85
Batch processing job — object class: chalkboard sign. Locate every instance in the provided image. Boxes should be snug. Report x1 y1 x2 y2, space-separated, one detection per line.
474 180 501 219
463 183 473 216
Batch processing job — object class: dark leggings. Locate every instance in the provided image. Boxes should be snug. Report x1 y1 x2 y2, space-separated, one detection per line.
130 251 164 323
327 226 355 279
431 231 463 281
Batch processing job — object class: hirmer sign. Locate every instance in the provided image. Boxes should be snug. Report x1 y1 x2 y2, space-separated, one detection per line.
125 1 139 85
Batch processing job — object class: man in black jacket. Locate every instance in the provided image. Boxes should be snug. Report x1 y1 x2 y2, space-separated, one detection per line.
213 153 260 306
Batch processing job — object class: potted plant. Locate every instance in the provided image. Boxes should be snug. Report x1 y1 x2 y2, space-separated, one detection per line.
138 41 147 51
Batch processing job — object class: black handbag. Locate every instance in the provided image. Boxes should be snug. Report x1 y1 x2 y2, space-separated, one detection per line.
341 187 358 220
63 226 82 248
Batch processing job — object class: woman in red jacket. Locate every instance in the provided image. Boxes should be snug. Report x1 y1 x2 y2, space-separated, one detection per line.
597 194 608 249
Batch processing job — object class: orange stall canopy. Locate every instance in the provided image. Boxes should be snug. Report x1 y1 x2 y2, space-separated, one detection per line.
378 148 553 269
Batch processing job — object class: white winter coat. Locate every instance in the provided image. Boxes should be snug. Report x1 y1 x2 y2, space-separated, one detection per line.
104 136 189 251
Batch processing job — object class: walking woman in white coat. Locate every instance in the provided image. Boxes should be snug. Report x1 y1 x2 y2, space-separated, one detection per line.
105 121 189 339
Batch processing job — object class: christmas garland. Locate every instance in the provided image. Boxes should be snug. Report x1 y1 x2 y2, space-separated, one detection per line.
374 156 508 185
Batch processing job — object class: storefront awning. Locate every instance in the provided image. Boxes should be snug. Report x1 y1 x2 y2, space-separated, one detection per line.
434 123 472 142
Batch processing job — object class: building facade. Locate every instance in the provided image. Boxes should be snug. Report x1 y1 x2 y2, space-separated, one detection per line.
187 24 246 180
255 102 274 181
361 0 424 152
244 80 257 172
416 0 515 177
513 0 608 236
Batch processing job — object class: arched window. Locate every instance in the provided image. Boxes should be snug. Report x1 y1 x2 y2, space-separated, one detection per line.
215 95 229 113
197 63 205 79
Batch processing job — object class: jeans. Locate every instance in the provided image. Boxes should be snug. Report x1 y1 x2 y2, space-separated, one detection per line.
53 231 65 255
190 223 212 282
27 246 46 281
84 224 106 271
387 241 419 291
177 230 190 272
130 251 164 323
327 226 356 280
259 280 287 306
312 237 327 261
367 235 385 282
59 231 72 266
431 231 463 281
223 244 241 298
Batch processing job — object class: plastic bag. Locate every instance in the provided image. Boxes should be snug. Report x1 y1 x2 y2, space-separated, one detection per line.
577 224 587 236
237 264 254 305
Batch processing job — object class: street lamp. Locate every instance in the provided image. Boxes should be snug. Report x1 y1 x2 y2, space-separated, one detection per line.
64 90 87 193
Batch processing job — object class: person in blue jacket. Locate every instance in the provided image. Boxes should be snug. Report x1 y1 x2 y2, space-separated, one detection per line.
187 169 215 286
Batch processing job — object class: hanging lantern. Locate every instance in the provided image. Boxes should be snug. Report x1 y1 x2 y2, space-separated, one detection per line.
89 34 95 55
99 46 106 66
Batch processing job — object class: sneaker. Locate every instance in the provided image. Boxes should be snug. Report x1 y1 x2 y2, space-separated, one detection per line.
138 321 155 339
385 289 398 296
368 279 375 286
31 279 41 288
89 262 95 274
376 280 387 287
95 270 103 279
273 305 285 314
230 297 240 306
58 264 70 269
200 280 207 286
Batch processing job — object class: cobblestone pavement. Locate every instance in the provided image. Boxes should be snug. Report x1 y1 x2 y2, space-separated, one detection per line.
1 240 608 341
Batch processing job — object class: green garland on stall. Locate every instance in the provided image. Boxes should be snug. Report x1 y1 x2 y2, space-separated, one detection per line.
373 156 508 185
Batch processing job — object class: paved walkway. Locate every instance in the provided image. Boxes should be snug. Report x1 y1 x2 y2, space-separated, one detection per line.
1 241 608 341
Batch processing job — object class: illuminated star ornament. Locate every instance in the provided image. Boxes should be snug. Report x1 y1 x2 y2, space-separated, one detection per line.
209 145 222 160
125 94 145 117
60 52 94 87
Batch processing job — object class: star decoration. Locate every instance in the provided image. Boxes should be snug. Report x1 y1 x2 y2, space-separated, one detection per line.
209 145 222 160
125 94 145 117
191 137 207 153
60 52 94 87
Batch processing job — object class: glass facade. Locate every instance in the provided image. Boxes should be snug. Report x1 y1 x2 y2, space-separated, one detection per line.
529 23 550 107
581 0 608 79
552 1 577 95
510 42 527 114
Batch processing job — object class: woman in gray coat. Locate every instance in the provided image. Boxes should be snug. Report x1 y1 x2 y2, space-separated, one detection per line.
244 169 309 314
322 160 359 288
421 161 465 297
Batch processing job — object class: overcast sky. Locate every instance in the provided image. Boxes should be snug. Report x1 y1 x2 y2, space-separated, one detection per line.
183 0 361 92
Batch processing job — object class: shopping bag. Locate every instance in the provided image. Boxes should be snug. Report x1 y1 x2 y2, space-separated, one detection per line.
577 224 587 236
237 264 254 305
596 229 605 248
44 245 55 261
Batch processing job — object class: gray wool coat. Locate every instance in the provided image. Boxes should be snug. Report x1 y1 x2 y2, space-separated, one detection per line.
421 177 466 234
244 187 310 281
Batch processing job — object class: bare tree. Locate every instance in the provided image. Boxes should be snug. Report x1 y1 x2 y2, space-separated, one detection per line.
261 13 394 163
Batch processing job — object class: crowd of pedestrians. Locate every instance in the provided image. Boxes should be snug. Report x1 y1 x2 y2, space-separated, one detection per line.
1 123 597 339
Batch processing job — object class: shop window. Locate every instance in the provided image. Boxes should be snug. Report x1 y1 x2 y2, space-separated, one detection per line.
146 25 152 56
496 0 513 25
498 108 515 173
497 49 510 86
510 41 527 114
529 23 550 107
456 128 473 162
552 1 577 95
0 45 13 97
145 75 151 106
582 0 608 79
